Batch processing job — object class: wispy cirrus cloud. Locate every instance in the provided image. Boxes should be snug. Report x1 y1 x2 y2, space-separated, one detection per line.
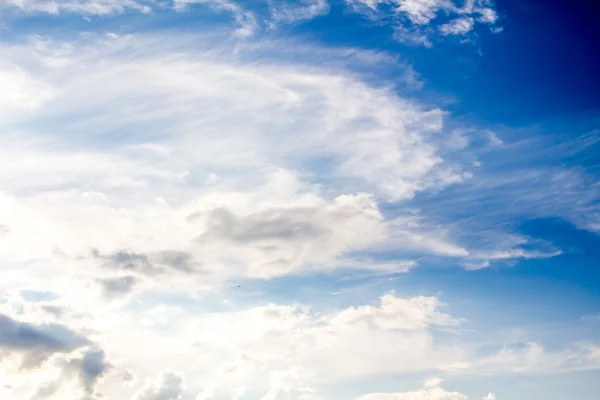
173 0 259 37
0 5 598 399
0 32 473 288
0 29 595 300
0 0 500 45
0 0 153 16
270 0 329 24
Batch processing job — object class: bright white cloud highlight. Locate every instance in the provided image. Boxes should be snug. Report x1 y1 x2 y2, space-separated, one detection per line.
348 0 501 44
439 17 474 36
0 65 54 112
355 379 477 400
131 371 184 400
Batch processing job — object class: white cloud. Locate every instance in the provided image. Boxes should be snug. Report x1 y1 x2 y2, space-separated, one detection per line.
0 12 598 400
356 389 467 400
347 0 501 45
0 32 482 294
131 371 185 400
0 65 54 113
477 8 497 24
355 380 497 400
175 293 467 384
394 25 434 48
173 0 258 37
355 379 468 400
0 37 587 393
1 290 473 397
23 348 112 399
443 341 600 375
423 378 444 388
1 0 152 15
348 0 453 24
271 0 330 24
1 284 599 398
194 382 215 400
0 0 500 43
328 294 460 331
261 367 313 400
439 17 475 36
347 0 385 10
349 0 456 25
397 0 453 25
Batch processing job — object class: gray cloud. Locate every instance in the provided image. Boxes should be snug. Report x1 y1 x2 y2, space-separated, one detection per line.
93 249 200 276
93 249 161 275
73 348 112 395
198 207 330 244
40 305 65 318
29 348 112 399
123 369 135 382
156 251 196 273
0 313 90 368
99 276 138 298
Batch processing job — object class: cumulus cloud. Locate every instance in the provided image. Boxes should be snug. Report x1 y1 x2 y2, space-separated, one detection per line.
354 379 498 400
355 379 469 400
24 347 112 399
131 371 185 400
256 377 493 400
63 347 113 396
477 8 497 24
0 306 113 398
194 383 216 400
3 287 599 398
187 293 465 381
328 294 460 330
261 367 313 400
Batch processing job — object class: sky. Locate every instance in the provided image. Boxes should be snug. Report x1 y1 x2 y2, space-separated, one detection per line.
0 0 599 399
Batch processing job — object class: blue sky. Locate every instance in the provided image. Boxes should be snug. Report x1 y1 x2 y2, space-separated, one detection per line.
0 0 599 399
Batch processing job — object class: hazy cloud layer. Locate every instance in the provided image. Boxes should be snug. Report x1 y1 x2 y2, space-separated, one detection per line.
0 3 598 399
